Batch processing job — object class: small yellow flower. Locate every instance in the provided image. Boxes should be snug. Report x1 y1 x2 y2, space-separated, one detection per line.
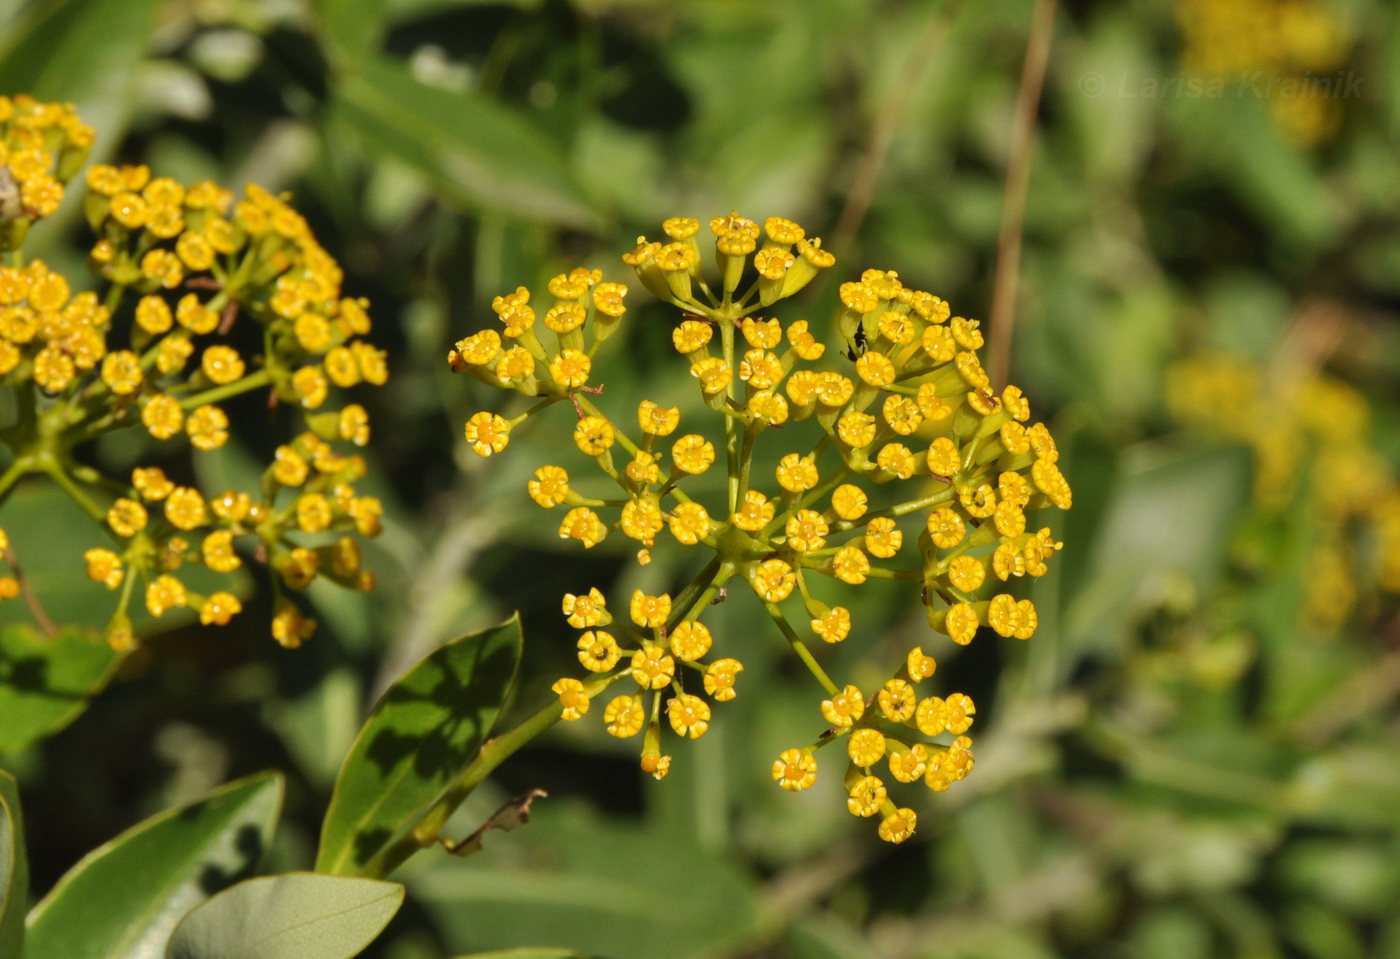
339 405 371 446
907 647 937 681
667 501 711 545
927 437 959 477
948 555 985 594
604 695 646 737
186 405 229 451
927 508 965 549
464 411 510 457
574 416 615 455
733 489 774 532
848 728 886 767
704 658 743 700
577 630 620 672
775 454 818 493
811 606 851 642
772 748 817 791
529 466 571 508
145 575 187 617
559 507 607 547
562 588 609 628
751 558 795 602
552 677 590 720
630 589 671 628
669 620 712 661
272 602 317 648
786 320 824 360
625 451 660 485
83 548 124 589
200 592 243 626
944 602 980 645
201 345 245 384
672 320 712 354
637 400 680 436
203 530 242 573
297 493 334 533
107 498 148 538
864 517 902 558
741 316 782 348
831 545 870 585
549 349 591 389
837 412 876 449
164 487 207 530
820 684 865 727
786 510 828 552
630 645 675 689
855 351 896 387
846 775 887 817
877 807 917 844
100 350 142 395
671 434 715 474
878 679 916 722
831 484 868 521
945 692 976 734
667 693 711 738
691 356 732 395
142 394 184 440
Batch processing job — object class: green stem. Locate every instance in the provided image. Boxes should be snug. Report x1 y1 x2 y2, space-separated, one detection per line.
720 320 739 514
364 669 630 879
763 600 839 696
44 461 107 523
179 368 274 410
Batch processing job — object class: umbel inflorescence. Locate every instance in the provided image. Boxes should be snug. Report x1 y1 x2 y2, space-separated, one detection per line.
0 95 385 650
449 213 1069 843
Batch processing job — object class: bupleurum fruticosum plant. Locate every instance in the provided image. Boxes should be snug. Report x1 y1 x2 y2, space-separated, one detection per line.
0 95 385 650
449 213 1070 843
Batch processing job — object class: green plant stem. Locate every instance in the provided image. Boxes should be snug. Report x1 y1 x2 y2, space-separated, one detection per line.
179 368 274 410
43 461 107 523
763 600 839 696
367 670 630 879
720 320 739 514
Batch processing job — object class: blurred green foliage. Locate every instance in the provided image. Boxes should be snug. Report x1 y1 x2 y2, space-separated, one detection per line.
4 0 1400 956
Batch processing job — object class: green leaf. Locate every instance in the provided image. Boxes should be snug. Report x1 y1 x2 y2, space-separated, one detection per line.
25 772 283 959
166 873 403 959
0 0 156 159
452 951 590 959
330 56 596 228
310 0 385 65
0 623 123 756
316 615 523 876
0 769 28 959
411 800 761 959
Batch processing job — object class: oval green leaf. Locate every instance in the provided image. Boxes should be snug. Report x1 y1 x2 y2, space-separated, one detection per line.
0 769 28 959
25 772 283 959
331 57 597 228
0 623 124 756
0 0 156 163
316 615 523 876
166 873 403 959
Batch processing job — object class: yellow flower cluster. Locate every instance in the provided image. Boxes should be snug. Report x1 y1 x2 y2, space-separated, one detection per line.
0 94 94 249
1176 0 1350 145
450 213 1069 842
1169 354 1400 628
0 98 385 650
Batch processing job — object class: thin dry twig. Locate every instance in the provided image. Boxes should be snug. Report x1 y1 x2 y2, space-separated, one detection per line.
831 0 963 252
4 545 59 637
987 0 1058 390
